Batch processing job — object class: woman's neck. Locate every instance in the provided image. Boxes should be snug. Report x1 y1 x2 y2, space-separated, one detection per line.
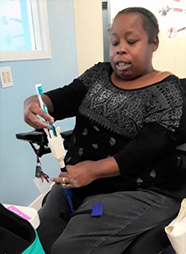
111 70 172 90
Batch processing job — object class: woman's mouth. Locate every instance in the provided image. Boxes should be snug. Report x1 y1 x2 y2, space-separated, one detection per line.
116 61 131 71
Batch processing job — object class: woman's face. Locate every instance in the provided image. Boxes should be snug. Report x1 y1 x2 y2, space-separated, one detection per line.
109 13 158 81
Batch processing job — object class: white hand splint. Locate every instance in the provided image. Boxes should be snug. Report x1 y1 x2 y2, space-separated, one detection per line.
44 126 66 168
165 199 186 254
44 126 74 212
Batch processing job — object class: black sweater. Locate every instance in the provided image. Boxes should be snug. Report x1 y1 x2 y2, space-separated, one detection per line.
46 62 186 199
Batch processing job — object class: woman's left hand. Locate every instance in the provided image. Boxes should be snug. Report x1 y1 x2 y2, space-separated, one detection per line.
51 160 98 188
51 157 120 188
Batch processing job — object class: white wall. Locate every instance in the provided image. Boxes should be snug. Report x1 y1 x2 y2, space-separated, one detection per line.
0 0 77 206
73 0 104 75
109 0 186 78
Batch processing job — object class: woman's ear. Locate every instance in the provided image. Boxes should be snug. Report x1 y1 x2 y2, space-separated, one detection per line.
151 36 159 52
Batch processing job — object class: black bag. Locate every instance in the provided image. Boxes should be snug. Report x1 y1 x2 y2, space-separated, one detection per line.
0 203 45 254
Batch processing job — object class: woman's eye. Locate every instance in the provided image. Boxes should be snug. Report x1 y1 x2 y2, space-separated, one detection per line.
111 41 119 46
127 40 137 45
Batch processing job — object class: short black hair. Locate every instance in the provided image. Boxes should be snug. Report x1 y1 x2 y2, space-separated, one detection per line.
113 7 159 43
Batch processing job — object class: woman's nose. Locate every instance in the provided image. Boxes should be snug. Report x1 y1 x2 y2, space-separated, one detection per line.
117 42 126 55
117 48 126 55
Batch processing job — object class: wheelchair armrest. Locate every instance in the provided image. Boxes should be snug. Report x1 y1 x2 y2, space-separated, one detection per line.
16 129 48 145
15 129 73 157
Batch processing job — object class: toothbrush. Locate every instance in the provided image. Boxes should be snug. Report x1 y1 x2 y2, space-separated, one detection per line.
35 84 74 213
35 83 56 137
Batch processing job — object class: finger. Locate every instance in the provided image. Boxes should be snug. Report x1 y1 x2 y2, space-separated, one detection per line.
64 180 78 188
24 106 54 129
30 106 54 124
51 176 69 184
62 184 74 189
35 108 54 123
24 117 39 129
58 172 68 178
51 177 63 183
25 114 51 129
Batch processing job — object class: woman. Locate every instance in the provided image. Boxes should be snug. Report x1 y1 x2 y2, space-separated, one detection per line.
24 7 186 254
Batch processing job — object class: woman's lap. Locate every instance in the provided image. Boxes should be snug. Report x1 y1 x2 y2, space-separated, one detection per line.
38 184 180 254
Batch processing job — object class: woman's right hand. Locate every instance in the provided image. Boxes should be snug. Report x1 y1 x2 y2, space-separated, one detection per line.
24 95 54 129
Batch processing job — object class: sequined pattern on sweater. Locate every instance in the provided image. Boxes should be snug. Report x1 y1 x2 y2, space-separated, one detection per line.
78 63 183 139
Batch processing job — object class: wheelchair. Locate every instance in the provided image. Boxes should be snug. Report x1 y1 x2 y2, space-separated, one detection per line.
16 128 178 254
16 78 186 254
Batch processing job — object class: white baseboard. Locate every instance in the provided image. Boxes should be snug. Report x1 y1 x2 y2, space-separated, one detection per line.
29 183 54 211
29 193 46 211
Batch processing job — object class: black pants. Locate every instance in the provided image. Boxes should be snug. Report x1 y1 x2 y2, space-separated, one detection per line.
37 184 180 254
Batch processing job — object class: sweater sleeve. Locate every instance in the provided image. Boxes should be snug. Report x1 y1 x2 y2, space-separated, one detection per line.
114 122 181 178
45 79 87 120
45 62 108 120
113 79 186 178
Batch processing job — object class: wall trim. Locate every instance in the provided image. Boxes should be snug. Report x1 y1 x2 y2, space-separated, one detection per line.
29 193 46 211
29 183 54 211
